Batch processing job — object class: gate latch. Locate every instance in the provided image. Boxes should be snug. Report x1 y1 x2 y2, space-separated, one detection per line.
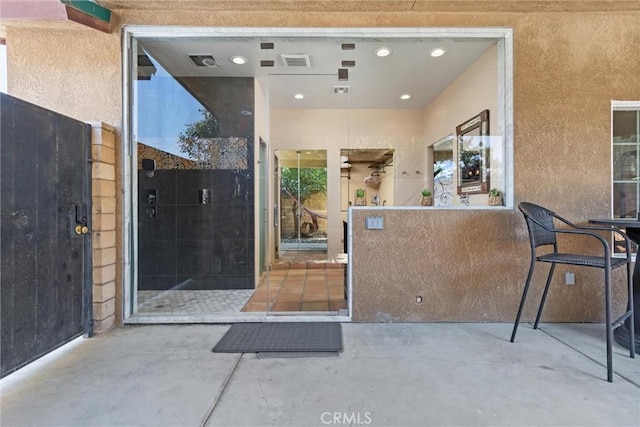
73 203 89 235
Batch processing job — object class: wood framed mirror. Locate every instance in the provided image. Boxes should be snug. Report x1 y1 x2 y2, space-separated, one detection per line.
457 109 490 195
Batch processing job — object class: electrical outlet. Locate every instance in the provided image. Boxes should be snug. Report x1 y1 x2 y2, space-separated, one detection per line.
565 271 575 285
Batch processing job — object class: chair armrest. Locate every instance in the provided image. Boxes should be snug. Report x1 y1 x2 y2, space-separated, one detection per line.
557 214 634 260
571 224 633 256
529 214 632 261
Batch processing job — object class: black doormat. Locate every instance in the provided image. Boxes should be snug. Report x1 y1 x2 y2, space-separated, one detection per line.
212 322 342 353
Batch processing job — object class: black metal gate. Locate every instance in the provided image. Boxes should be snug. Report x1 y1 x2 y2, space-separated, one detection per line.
1 93 92 378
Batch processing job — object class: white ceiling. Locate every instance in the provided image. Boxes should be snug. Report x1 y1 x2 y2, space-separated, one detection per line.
138 36 496 110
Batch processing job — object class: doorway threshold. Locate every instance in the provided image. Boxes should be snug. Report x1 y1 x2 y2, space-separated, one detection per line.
125 313 351 324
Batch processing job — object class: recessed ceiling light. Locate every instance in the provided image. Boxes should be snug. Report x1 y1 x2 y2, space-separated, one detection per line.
294 93 305 100
375 47 392 57
430 47 447 58
230 55 247 65
400 94 411 100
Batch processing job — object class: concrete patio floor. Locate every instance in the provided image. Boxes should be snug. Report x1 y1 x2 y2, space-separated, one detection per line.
1 322 638 427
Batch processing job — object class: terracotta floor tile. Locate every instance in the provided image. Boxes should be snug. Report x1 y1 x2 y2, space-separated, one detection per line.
305 278 327 286
246 293 278 303
286 269 309 275
329 300 348 310
302 292 328 302
275 293 303 302
280 282 303 288
326 269 346 276
306 270 327 277
271 301 302 311
281 279 304 285
279 286 304 295
242 302 269 312
301 302 330 311
305 286 327 291
245 255 346 313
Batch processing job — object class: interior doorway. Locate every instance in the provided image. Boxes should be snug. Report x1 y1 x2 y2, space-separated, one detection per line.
276 149 328 261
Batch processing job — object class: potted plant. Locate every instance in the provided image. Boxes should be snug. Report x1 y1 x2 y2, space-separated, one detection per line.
420 189 433 206
488 188 503 206
354 188 366 206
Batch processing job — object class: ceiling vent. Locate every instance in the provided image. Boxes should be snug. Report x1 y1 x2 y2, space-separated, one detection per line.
332 85 351 94
280 54 311 68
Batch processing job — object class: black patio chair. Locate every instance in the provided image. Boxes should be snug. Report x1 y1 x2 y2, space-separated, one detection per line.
511 202 635 382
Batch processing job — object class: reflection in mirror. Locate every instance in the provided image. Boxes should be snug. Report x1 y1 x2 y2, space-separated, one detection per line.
340 149 395 219
432 135 454 206
457 109 490 194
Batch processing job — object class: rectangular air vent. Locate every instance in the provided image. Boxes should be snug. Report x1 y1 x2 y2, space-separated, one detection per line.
332 85 351 94
280 54 311 67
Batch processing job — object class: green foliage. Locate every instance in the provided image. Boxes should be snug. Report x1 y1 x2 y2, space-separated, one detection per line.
421 189 432 197
177 109 220 160
489 188 502 197
355 189 365 198
281 167 327 204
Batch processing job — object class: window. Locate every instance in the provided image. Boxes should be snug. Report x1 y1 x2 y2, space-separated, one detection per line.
612 102 639 219
611 101 639 256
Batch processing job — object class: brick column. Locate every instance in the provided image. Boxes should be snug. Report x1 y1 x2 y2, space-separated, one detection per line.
90 123 118 333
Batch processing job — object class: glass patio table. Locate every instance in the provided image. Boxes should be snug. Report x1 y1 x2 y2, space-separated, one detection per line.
589 218 640 354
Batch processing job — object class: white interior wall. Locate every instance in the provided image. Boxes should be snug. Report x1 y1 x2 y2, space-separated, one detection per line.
422 44 499 206
254 78 269 282
270 108 424 258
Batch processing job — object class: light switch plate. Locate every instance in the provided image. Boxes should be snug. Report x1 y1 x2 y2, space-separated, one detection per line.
365 216 384 230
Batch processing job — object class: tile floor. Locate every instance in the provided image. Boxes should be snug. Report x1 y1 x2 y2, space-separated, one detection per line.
242 265 347 312
137 290 255 315
134 250 347 315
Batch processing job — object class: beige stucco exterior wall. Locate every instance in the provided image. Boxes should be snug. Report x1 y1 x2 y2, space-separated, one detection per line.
3 9 639 322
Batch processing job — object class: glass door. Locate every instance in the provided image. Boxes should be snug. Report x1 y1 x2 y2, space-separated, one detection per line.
277 149 328 255
266 71 349 314
131 39 257 317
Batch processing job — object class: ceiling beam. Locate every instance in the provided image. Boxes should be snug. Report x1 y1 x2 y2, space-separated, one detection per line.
0 0 113 33
62 0 113 32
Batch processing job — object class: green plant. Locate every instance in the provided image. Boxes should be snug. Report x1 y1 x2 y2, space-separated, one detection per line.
356 189 365 198
421 189 432 197
489 188 502 197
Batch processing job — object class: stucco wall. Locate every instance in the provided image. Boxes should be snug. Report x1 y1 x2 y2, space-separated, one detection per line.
3 9 640 322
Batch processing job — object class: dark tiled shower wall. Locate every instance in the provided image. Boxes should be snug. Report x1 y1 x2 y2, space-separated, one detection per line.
138 168 255 290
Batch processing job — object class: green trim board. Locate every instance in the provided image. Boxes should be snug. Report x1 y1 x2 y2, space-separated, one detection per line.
60 0 111 22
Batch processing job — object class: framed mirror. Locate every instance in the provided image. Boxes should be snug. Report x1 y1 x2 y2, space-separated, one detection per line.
457 109 490 195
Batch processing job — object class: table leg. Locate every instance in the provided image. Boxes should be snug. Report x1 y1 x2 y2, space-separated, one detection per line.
615 228 640 354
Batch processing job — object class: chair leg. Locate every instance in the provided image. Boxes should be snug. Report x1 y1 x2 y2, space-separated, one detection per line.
605 267 613 383
511 258 536 342
534 264 556 330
